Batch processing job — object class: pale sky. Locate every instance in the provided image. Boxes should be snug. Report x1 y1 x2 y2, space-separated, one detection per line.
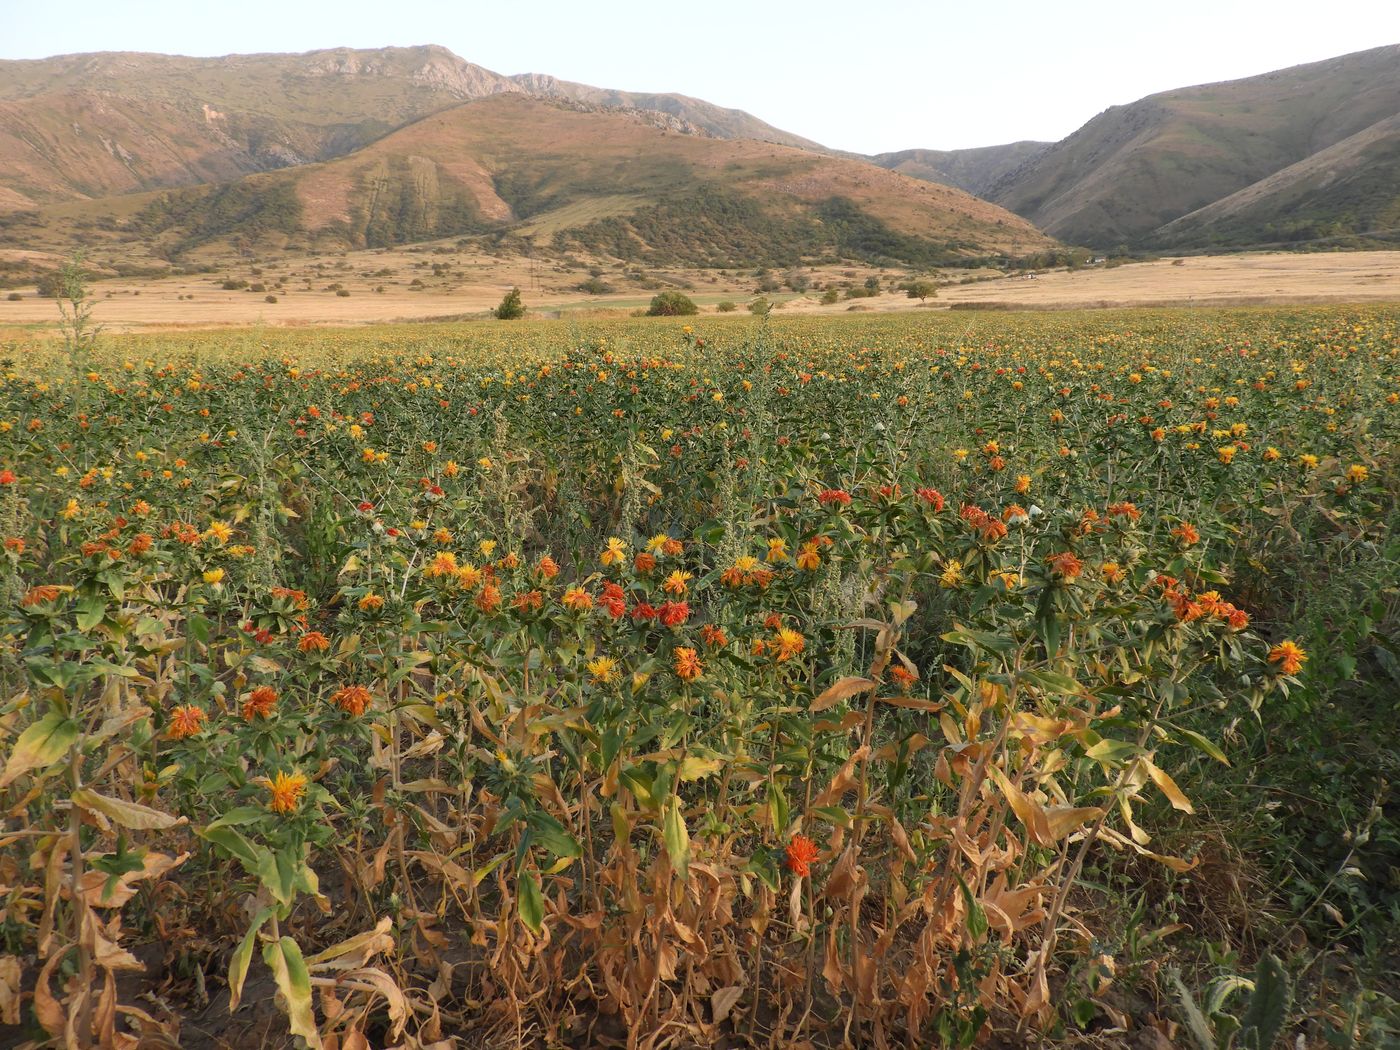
3 0 1397 153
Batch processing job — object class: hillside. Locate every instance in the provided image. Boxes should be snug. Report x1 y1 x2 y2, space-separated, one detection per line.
107 95 1050 267
868 142 1048 197
1156 113 1400 248
974 44 1400 248
0 46 823 211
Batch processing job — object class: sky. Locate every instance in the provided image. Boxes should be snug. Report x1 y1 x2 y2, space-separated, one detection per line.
3 0 1398 153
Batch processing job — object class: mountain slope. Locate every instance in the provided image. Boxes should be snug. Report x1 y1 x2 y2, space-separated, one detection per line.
1156 112 1400 248
868 142 1048 197
508 74 825 150
11 94 1052 269
980 44 1400 247
0 46 827 211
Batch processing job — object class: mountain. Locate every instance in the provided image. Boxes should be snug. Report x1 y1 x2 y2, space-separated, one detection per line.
0 94 1053 272
1155 112 1400 248
868 142 1049 197
978 44 1400 248
878 44 1400 250
0 46 821 212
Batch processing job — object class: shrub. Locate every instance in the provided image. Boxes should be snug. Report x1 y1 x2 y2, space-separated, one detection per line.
336 289 351 297
578 277 613 295
221 279 248 291
264 295 278 304
646 292 698 317
820 289 840 305
904 280 937 301
495 287 526 320
748 297 771 315
5 292 21 302
715 301 737 313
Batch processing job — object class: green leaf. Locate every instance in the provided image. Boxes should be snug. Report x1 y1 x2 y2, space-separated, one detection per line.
1085 738 1138 766
262 937 320 1048
199 824 265 870
1239 953 1290 1050
0 712 78 788
662 794 691 881
1176 728 1231 766
517 872 544 934
228 908 275 1011
527 812 582 860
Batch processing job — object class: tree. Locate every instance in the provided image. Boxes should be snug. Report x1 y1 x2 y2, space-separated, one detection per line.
748 297 771 316
905 280 937 301
646 292 697 317
495 287 525 320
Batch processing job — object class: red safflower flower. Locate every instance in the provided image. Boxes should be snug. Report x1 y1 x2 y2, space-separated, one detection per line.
0 470 15 485
599 582 627 619
785 835 820 877
657 600 690 627
818 488 852 507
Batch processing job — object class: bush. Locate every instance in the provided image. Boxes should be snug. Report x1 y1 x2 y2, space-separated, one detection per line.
904 280 937 301
820 289 840 305
646 292 698 317
715 301 737 313
264 295 278 304
5 292 20 302
336 289 351 298
495 287 526 320
221 279 248 291
578 277 613 295
748 297 771 316
249 283 266 293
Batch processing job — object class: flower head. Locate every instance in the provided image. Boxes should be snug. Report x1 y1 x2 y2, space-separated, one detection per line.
1268 640 1307 676
267 770 309 813
784 835 820 877
168 705 207 739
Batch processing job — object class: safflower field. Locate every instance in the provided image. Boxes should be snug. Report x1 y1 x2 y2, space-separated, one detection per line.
0 306 1396 1048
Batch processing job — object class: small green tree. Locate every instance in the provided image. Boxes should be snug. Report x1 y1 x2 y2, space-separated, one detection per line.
495 287 525 320
646 292 697 317
905 280 937 301
820 288 840 305
748 297 771 316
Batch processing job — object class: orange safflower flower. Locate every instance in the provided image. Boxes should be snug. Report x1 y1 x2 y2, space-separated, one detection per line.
634 551 658 573
1047 552 1084 581
298 631 331 653
475 583 502 613
536 555 560 579
562 586 593 612
266 770 309 813
663 570 692 595
1268 641 1307 675
673 647 703 681
242 686 278 720
425 551 459 579
358 593 384 612
773 627 806 663
168 705 207 739
1171 522 1200 546
699 623 729 648
785 835 820 877
21 584 64 607
795 541 821 571
329 685 373 716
